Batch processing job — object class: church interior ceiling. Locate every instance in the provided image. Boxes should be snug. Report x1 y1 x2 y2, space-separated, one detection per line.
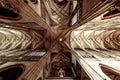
0 0 120 80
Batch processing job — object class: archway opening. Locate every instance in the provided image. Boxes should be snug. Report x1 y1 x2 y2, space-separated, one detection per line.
0 65 24 80
0 6 20 20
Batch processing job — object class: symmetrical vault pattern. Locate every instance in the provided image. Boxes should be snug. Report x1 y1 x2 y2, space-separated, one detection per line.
71 28 120 50
0 24 43 51
0 0 120 80
43 0 71 28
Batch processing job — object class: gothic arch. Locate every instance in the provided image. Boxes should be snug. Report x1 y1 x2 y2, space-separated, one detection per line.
0 64 25 80
100 64 120 80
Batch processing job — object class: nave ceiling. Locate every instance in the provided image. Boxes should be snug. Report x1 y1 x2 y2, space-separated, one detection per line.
0 0 120 80
0 0 119 51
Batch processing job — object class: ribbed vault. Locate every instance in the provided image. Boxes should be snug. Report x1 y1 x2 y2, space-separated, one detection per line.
0 0 120 80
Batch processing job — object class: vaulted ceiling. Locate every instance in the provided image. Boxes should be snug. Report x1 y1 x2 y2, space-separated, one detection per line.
0 0 119 52
0 0 120 80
